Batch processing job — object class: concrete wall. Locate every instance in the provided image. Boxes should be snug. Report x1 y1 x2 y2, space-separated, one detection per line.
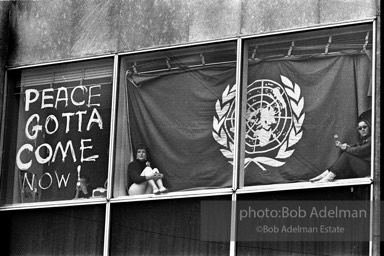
0 1 11 131
5 0 376 67
0 2 10 65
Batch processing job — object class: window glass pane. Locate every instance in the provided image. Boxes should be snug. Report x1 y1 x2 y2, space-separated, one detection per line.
4 205 105 255
242 24 373 186
236 186 370 255
114 42 237 197
110 196 231 255
1 59 113 204
0 211 12 255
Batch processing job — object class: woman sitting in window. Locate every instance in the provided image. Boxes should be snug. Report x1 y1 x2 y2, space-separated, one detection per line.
309 119 371 183
127 144 168 195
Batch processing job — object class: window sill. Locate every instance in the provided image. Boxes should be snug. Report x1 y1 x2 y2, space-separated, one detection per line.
237 178 373 194
0 197 107 211
110 187 233 203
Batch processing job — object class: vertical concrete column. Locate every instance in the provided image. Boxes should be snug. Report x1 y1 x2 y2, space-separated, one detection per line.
0 1 11 174
0 0 11 106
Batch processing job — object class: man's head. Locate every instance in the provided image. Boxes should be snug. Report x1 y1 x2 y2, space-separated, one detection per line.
357 120 370 138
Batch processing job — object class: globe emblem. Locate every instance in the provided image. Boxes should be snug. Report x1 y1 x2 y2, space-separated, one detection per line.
246 80 293 154
213 76 304 170
221 80 293 155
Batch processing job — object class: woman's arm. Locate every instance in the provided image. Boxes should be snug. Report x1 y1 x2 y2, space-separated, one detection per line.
128 162 147 184
345 137 371 158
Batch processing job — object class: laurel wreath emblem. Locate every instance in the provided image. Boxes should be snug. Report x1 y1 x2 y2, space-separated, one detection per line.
212 75 305 171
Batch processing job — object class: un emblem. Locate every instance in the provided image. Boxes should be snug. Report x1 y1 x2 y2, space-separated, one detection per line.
213 75 305 171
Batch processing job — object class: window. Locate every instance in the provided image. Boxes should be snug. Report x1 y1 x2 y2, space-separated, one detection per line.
110 196 231 255
240 23 373 187
1 58 114 204
236 186 370 255
113 23 374 197
114 41 238 197
3 205 105 255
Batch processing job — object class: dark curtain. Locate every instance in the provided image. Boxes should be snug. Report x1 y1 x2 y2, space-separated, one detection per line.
126 52 371 189
244 53 371 185
127 65 237 191
113 61 135 197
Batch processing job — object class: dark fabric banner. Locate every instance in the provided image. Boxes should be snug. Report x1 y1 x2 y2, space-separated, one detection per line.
127 53 371 190
127 65 237 191
243 54 371 185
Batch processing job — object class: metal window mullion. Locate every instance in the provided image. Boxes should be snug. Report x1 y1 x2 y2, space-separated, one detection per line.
103 54 119 256
370 20 377 184
230 37 248 256
232 39 248 191
106 56 119 200
370 19 380 256
230 192 237 256
103 202 112 256
0 71 9 191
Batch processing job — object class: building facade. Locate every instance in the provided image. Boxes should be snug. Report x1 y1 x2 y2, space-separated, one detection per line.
0 0 381 255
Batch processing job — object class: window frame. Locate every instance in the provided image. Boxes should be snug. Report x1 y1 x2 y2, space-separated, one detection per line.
0 19 375 206
0 55 116 208
237 21 375 192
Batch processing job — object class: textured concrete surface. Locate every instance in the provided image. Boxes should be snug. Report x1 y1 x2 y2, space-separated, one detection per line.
5 0 378 66
188 0 241 41
319 0 376 23
0 1 11 67
9 0 119 64
118 0 190 52
241 0 320 35
0 1 11 111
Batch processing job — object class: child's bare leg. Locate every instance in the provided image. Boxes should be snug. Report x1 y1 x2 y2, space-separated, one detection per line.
148 179 160 194
156 179 168 193
148 179 158 189
155 179 164 188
